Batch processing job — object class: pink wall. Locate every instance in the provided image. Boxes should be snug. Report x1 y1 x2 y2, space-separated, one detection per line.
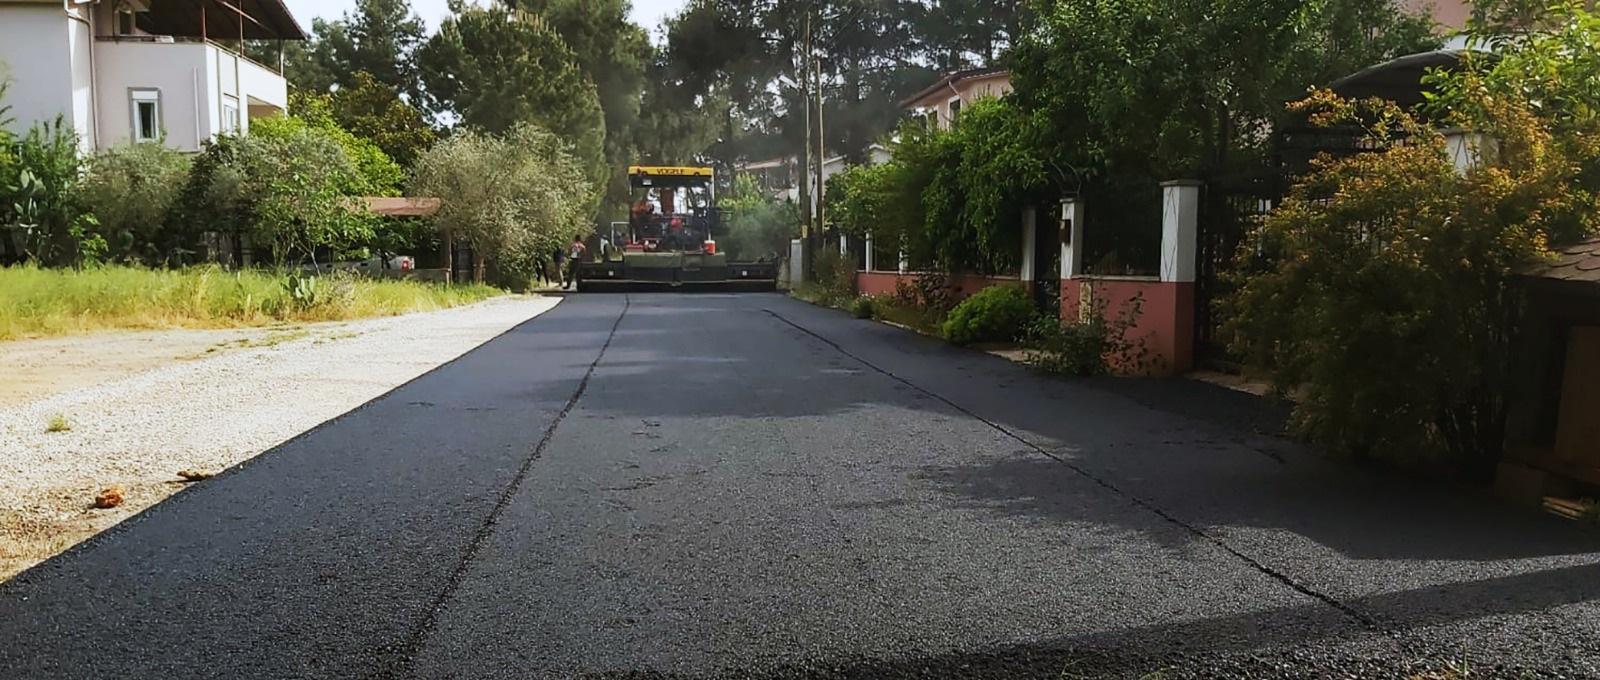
856 271 1028 299
853 271 1196 377
1061 278 1194 376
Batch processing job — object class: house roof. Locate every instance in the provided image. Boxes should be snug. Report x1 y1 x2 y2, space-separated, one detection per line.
1327 49 1487 108
900 67 1009 109
142 0 308 41
1523 238 1600 284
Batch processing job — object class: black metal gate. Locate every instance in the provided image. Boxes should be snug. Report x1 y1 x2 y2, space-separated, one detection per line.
1196 171 1282 368
1032 206 1061 315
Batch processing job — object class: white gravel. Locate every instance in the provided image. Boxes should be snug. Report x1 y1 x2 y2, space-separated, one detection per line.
0 295 560 579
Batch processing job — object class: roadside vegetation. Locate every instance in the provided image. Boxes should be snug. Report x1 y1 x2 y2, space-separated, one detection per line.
0 266 498 340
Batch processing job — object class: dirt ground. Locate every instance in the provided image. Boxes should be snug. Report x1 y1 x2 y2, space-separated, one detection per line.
1 326 310 408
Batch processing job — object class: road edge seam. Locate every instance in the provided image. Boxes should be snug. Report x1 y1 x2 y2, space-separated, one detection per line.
761 307 1384 634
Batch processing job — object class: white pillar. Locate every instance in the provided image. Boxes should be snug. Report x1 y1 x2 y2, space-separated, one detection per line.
789 238 807 285
1020 206 1037 282
1060 196 1085 279
898 249 909 274
1160 180 1202 284
839 233 849 256
864 234 875 272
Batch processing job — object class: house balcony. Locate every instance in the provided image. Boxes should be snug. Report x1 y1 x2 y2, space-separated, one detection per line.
92 36 289 152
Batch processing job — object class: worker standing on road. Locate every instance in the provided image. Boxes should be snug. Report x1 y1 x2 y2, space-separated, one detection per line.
552 245 567 289
564 236 587 290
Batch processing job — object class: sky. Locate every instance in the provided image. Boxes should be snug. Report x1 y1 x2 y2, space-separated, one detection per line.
281 0 690 40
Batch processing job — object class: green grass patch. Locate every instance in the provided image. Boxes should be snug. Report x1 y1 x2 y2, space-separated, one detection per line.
45 414 72 433
0 265 502 340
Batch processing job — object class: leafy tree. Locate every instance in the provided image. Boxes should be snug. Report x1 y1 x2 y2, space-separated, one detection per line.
233 127 377 264
1010 0 1438 183
418 2 607 188
281 19 347 94
829 99 1043 274
76 143 193 265
504 0 652 210
917 0 1027 71
411 122 596 284
1226 3 1600 473
327 72 438 168
254 92 405 197
177 128 377 266
283 0 427 99
718 174 797 262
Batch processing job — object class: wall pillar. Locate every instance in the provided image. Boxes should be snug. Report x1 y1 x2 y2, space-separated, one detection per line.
864 234 875 272
898 249 909 274
1157 180 1201 374
1059 196 1085 279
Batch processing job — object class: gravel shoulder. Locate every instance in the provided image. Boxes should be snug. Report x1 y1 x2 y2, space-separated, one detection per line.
0 295 560 581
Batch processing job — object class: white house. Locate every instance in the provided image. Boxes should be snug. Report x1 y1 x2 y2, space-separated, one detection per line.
738 144 894 211
900 67 1012 130
0 0 306 153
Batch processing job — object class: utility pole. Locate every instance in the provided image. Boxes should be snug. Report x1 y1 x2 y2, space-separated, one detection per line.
798 11 815 279
799 13 813 244
814 53 825 258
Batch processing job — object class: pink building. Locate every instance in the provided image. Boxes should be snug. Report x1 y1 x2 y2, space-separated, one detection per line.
1403 0 1473 29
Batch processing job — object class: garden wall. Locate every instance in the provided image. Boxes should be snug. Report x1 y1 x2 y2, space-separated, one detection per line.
856 271 1029 299
1060 277 1194 376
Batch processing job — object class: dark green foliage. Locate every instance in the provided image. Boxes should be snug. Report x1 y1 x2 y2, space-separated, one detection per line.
1025 291 1149 376
941 285 1033 345
0 120 91 267
850 295 875 319
77 143 194 266
283 0 427 100
812 248 858 305
419 4 607 189
327 72 438 168
719 176 796 262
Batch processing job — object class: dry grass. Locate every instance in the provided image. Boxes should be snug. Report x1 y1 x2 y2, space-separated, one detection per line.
0 265 502 340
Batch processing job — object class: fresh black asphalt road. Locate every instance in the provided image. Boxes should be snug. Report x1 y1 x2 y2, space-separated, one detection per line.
4 293 1600 678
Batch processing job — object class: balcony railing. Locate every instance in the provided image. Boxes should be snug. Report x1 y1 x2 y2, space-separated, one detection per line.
94 35 284 75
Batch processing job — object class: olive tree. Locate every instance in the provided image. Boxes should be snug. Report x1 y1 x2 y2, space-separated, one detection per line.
76 143 193 265
411 122 595 284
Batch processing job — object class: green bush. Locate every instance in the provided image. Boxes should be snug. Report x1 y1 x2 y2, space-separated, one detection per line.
1024 314 1110 376
850 296 875 319
1025 291 1151 376
812 248 857 305
76 143 193 265
0 119 89 267
941 285 1032 345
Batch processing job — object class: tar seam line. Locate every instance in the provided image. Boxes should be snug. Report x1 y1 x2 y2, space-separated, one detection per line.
386 294 632 677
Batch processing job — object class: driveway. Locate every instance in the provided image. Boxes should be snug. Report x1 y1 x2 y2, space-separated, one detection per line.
2 294 1598 678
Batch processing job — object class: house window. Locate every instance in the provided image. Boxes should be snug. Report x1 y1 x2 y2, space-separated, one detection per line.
947 97 963 125
222 97 240 135
130 89 161 142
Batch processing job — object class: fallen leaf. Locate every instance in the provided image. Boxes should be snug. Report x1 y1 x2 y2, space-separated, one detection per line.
93 487 125 510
